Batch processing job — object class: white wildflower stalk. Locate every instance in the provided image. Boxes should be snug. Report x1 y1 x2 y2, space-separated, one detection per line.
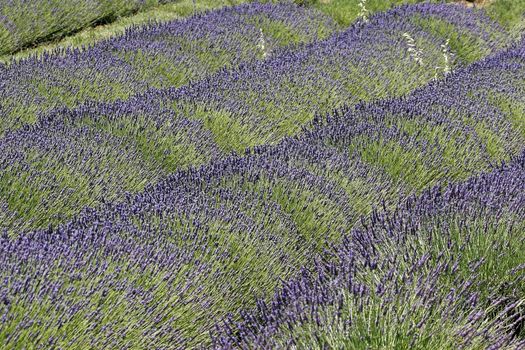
358 0 369 23
441 39 452 75
258 28 269 59
403 32 423 66
434 39 453 80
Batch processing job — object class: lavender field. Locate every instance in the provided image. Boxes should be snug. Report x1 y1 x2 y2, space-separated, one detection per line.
0 0 524 349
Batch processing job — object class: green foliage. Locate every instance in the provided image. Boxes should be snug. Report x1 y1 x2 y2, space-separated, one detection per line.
486 0 525 32
307 0 427 27
295 0 318 6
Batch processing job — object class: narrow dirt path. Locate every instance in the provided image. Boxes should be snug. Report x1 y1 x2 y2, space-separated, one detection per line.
454 0 495 8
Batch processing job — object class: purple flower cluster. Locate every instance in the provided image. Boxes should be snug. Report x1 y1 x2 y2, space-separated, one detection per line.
0 31 523 348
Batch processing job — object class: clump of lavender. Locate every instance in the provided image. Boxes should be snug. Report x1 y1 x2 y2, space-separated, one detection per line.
403 32 424 65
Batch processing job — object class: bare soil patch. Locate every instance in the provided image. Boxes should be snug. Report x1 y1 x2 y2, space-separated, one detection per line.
454 0 495 8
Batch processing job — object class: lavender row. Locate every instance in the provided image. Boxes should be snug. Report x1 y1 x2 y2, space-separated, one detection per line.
105 2 510 151
0 37 524 348
212 150 525 349
0 3 513 233
0 2 337 134
0 0 210 55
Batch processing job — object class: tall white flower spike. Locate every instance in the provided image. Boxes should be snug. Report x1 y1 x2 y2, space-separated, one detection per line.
403 32 424 66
